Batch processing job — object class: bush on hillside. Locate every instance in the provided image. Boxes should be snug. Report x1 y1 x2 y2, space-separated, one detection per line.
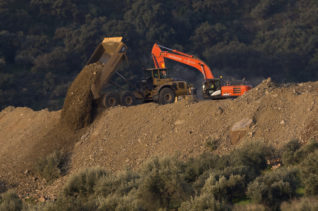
281 139 301 166
183 153 224 183
206 138 220 151
247 167 299 209
34 150 68 182
96 191 144 211
178 193 228 211
300 150 318 195
137 157 193 210
281 140 318 166
230 142 274 180
280 197 318 211
0 191 22 211
294 140 318 164
202 173 246 202
41 196 97 211
95 170 140 197
192 165 251 198
63 168 108 199
232 203 266 211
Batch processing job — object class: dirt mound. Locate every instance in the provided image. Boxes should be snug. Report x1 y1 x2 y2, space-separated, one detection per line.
0 79 318 199
68 79 318 173
60 63 103 130
0 107 60 194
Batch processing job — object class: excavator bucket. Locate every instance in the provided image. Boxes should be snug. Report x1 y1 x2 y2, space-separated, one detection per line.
87 37 128 99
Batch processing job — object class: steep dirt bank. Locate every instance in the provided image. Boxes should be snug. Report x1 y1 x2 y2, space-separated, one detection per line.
69 79 318 174
0 107 60 194
0 79 317 199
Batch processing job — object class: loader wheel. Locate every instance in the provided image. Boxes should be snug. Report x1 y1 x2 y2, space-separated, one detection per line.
120 92 136 106
159 87 175 105
103 92 119 108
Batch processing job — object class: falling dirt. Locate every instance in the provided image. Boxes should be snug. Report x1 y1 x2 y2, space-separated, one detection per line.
60 63 103 130
0 78 318 199
0 63 105 197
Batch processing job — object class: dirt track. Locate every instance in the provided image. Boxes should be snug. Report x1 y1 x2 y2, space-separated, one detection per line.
0 78 318 198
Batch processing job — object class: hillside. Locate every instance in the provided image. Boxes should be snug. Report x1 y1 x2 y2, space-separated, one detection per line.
1 0 318 110
0 78 317 201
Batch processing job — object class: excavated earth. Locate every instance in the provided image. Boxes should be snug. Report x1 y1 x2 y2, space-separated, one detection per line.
0 78 318 200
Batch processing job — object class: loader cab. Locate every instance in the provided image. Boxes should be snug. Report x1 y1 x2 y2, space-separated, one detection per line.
149 68 168 79
145 68 171 86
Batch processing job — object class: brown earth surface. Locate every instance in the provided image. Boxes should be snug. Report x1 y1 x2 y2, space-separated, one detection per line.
0 78 318 200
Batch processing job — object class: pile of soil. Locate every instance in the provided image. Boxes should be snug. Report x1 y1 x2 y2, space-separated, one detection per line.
0 107 60 195
0 78 317 200
0 63 104 197
61 63 103 130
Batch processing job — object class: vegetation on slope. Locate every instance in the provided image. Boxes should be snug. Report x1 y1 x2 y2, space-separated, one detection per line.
3 139 318 210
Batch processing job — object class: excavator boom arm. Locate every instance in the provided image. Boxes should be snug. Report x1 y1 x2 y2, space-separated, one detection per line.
152 43 214 79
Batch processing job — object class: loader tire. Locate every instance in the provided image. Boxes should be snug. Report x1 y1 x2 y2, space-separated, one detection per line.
103 92 119 108
159 87 175 105
120 92 136 106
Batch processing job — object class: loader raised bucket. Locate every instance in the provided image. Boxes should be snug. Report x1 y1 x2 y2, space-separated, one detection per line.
87 37 128 99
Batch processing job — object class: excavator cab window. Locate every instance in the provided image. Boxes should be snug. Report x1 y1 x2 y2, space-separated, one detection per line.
153 70 159 79
206 79 221 91
212 79 221 91
159 69 168 79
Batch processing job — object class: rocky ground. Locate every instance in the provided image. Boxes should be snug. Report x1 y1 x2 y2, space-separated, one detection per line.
0 78 318 201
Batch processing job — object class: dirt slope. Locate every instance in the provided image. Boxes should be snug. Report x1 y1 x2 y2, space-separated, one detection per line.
70 79 318 174
0 107 60 193
0 79 318 198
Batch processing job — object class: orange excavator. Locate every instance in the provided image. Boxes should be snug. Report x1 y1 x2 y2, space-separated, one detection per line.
152 43 252 99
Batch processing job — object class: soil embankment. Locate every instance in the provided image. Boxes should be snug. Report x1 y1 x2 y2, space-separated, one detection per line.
0 78 318 198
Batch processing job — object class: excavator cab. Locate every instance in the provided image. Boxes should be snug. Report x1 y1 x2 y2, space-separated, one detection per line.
203 79 222 98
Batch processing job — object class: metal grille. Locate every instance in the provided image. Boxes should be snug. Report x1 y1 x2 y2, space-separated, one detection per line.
233 87 241 94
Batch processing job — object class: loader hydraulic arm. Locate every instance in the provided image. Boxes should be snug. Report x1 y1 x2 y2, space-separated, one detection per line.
151 43 214 80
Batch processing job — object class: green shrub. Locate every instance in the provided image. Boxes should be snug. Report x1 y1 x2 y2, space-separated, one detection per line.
63 168 108 199
206 138 220 151
280 197 318 211
34 150 68 182
247 167 299 209
95 170 140 197
178 193 229 211
183 153 224 183
137 157 192 210
202 173 246 202
250 0 288 18
300 150 318 195
43 168 109 211
41 196 97 211
294 140 318 164
281 140 318 166
232 203 266 211
0 191 22 211
281 139 301 166
230 142 274 179
96 191 145 211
